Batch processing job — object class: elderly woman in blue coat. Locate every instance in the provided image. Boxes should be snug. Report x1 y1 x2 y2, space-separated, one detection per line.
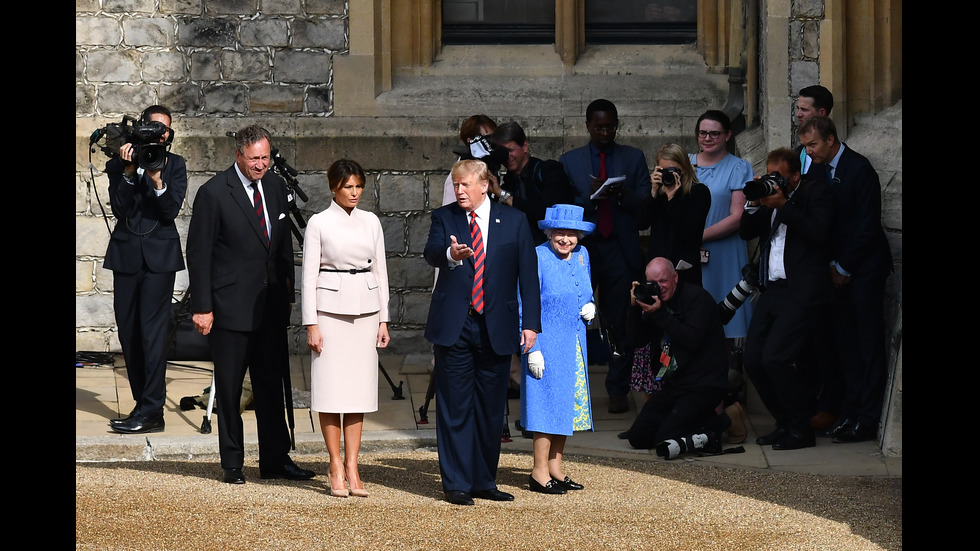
521 204 597 495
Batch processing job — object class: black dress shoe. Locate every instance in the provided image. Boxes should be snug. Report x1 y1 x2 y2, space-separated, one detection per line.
110 414 164 434
444 490 474 506
833 421 876 443
771 431 816 450
109 406 140 426
755 427 787 446
223 468 245 484
819 417 854 438
552 476 584 491
608 395 629 414
259 458 315 480
529 476 566 494
472 488 515 501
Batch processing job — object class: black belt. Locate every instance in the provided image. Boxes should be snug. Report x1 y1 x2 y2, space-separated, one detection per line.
468 306 484 317
320 267 371 274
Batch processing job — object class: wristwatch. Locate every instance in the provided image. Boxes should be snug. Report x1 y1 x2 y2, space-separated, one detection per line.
497 190 512 203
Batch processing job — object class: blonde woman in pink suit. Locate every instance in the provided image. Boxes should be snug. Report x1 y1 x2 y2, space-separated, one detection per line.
302 159 391 498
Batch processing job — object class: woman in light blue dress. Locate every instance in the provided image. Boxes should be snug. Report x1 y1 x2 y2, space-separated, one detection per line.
521 205 596 495
689 110 755 339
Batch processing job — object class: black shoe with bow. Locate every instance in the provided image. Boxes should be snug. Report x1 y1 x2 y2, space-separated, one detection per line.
552 476 584 491
529 476 566 495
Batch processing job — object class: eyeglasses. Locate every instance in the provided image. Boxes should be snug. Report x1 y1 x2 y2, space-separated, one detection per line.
593 123 619 134
698 130 723 139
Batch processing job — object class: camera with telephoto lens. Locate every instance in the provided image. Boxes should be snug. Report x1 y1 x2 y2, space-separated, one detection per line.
718 263 760 325
90 115 172 171
451 134 509 175
742 171 790 201
634 280 661 304
655 432 720 460
661 166 683 187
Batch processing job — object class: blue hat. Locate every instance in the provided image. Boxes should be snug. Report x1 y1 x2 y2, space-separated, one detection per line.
537 204 595 234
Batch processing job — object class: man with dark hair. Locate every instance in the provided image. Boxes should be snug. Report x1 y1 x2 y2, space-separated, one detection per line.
490 120 577 244
739 147 834 450
560 99 651 414
795 85 834 175
797 116 892 444
796 85 834 124
187 124 315 484
105 104 187 434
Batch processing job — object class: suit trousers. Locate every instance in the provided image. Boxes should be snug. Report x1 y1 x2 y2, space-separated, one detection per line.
832 271 888 425
743 281 818 434
626 383 727 450
585 234 636 398
112 266 176 417
209 315 291 470
433 312 510 493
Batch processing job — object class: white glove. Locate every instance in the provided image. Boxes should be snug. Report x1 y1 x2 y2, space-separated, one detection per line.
580 302 597 322
528 350 545 379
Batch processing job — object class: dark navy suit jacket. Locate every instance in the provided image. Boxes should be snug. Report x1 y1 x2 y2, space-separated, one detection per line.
423 201 541 354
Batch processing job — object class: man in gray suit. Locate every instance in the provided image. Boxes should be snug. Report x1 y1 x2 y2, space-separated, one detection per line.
186 125 314 484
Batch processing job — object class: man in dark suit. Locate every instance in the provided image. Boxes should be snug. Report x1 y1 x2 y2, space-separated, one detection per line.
739 147 834 450
186 125 314 484
105 105 187 434
797 116 892 444
792 84 841 432
559 98 651 414
424 159 541 506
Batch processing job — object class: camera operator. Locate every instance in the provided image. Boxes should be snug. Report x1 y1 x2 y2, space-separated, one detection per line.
738 147 834 450
620 257 731 452
103 105 187 434
488 121 577 245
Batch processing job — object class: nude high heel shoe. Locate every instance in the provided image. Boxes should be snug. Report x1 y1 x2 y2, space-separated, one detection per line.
347 479 369 498
329 473 349 498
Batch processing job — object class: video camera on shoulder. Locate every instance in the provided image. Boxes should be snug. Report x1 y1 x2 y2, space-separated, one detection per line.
634 280 661 304
452 134 509 175
90 115 173 171
742 171 790 201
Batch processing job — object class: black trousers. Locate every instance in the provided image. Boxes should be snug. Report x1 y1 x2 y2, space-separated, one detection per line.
743 281 818 435
112 266 176 418
626 383 728 450
209 317 291 470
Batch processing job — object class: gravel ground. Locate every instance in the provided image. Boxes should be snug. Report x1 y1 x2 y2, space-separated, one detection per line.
76 449 902 550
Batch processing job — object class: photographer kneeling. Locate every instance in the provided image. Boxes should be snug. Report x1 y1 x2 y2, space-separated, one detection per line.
621 257 732 455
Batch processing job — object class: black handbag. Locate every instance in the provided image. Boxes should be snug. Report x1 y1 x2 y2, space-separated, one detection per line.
166 293 211 361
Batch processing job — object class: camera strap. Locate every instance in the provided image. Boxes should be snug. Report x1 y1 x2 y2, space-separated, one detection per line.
654 336 677 382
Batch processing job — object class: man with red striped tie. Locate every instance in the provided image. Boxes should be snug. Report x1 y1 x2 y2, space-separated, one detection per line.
424 158 541 506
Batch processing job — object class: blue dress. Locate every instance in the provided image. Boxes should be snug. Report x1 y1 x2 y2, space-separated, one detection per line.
521 242 594 436
691 153 755 339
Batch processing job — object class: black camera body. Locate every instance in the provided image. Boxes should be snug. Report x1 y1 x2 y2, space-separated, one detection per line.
634 280 661 304
661 166 683 187
743 171 790 201
91 115 172 171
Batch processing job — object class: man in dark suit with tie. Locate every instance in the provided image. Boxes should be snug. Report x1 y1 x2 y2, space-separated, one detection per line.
559 98 651 414
186 125 314 484
797 116 893 444
105 105 187 434
739 147 834 450
424 159 541 506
